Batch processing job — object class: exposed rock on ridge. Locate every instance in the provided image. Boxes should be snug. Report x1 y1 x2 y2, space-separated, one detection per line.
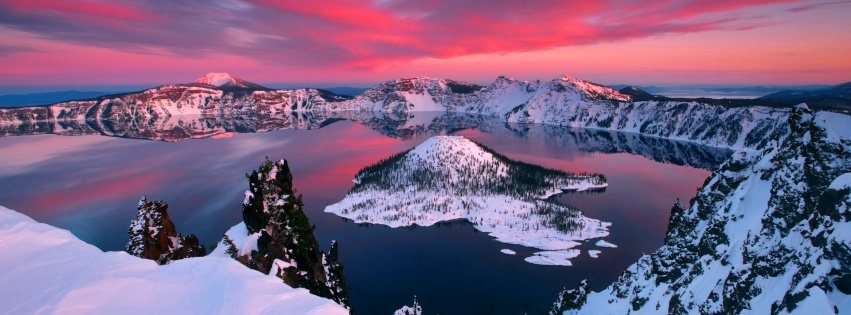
214 158 350 308
125 197 206 265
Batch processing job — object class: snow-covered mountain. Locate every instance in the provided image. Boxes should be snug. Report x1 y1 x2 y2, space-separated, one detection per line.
194 72 269 90
0 73 790 150
0 206 348 314
345 76 789 150
325 135 612 266
336 75 629 113
0 73 352 130
550 105 851 314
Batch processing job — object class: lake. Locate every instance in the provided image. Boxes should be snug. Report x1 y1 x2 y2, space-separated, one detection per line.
0 112 726 314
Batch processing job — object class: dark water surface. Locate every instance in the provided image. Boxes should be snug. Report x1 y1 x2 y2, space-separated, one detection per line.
0 114 722 314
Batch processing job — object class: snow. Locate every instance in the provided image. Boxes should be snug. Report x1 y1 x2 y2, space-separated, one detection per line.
817 111 851 143
196 72 235 86
400 91 445 111
595 240 617 248
587 250 601 258
0 206 347 315
244 190 254 205
394 301 422 315
500 249 516 255
209 222 261 257
783 287 839 315
830 173 851 190
524 249 581 266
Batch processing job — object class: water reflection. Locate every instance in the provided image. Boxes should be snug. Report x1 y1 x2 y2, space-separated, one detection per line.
0 111 731 170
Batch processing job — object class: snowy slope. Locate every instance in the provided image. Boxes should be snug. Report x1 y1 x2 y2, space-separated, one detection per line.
0 206 347 315
196 72 238 86
194 72 269 90
326 136 611 266
550 105 851 314
330 75 788 150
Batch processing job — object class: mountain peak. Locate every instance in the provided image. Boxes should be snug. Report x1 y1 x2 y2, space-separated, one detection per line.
193 72 268 90
196 72 236 86
552 75 631 101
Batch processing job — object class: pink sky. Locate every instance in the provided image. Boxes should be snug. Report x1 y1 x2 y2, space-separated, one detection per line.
0 0 849 88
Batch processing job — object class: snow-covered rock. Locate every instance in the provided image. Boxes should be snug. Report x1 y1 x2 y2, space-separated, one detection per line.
550 105 851 314
126 196 205 264
212 158 350 308
0 206 348 315
394 296 424 315
325 135 610 266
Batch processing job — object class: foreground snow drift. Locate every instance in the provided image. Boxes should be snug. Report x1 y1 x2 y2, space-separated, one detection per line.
0 206 347 315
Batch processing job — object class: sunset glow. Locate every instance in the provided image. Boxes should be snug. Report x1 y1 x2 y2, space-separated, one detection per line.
0 0 849 88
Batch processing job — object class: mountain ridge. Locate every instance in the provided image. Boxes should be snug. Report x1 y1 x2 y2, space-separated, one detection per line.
0 73 792 150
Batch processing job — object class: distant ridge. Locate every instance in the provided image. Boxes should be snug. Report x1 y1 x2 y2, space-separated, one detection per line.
758 81 851 112
0 91 109 107
759 81 851 101
617 86 664 101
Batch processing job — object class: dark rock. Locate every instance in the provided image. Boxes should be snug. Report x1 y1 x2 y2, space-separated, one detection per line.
125 197 206 265
228 158 350 308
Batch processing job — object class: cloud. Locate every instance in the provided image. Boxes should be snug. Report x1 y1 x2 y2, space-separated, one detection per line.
786 0 851 12
0 0 798 70
0 43 36 55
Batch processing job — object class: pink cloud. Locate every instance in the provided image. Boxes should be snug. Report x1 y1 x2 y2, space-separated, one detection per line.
0 0 847 86
0 0 797 69
5 0 155 21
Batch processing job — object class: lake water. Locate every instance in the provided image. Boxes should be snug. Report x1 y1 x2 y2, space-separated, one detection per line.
0 112 726 314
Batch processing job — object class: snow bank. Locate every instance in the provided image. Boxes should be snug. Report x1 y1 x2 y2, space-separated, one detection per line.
595 240 618 248
0 206 347 315
525 249 581 266
830 173 851 190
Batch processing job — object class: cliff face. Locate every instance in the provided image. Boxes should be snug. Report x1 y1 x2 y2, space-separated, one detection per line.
214 158 349 308
551 105 851 314
125 197 206 265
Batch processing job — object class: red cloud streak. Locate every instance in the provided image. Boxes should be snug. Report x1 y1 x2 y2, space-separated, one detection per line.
0 0 797 70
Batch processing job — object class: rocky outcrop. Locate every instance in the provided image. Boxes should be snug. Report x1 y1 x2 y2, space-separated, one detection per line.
125 197 206 265
394 296 424 315
551 105 851 314
216 158 349 308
